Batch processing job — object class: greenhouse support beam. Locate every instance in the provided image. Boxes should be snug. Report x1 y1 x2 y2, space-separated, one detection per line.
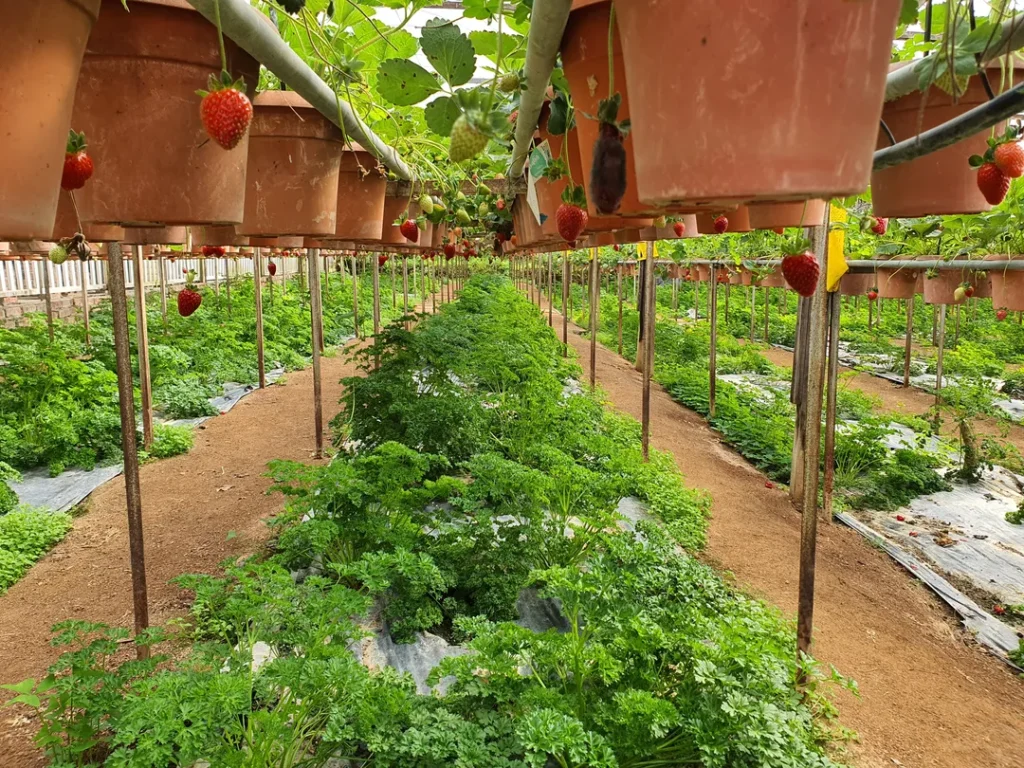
80 261 91 347
548 253 554 328
308 249 324 459
185 0 412 181
562 255 570 354
254 249 266 389
133 246 154 451
873 83 1024 171
822 292 841 522
640 243 656 462
106 242 150 659
509 0 573 178
590 248 599 389
709 264 718 419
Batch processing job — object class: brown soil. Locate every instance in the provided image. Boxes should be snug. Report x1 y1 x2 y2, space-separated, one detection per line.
0 349 360 767
541 296 1024 768
759 345 1024 456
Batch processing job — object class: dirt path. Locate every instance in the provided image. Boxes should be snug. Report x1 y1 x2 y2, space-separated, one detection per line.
759 345 1024 456
540 297 1024 768
0 349 360 767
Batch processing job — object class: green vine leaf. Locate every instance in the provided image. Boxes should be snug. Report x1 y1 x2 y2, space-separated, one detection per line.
421 18 476 88
424 95 461 137
899 0 919 26
376 59 441 106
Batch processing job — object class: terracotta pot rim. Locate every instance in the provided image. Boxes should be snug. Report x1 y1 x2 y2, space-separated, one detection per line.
253 90 319 109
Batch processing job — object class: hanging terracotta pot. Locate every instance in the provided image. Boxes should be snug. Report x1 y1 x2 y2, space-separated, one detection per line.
614 0 900 209
923 266 974 305
192 226 249 247
872 66 1018 217
251 236 305 249
73 0 260 226
754 266 786 288
839 272 874 297
971 269 993 299
335 148 387 242
122 227 187 246
1 0 102 239
240 91 345 237
747 200 827 230
728 267 745 285
696 208 751 234
560 0 653 218
986 255 1024 311
380 190 413 246
52 190 124 242
875 256 920 299
431 223 448 249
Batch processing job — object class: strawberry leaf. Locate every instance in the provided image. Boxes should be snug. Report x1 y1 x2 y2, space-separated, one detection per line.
376 59 441 106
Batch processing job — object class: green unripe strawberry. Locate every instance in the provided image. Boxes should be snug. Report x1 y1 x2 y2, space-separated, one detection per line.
49 245 68 265
478 202 490 216
418 194 434 215
449 114 489 163
456 207 472 225
498 73 520 93
477 183 491 197
433 198 447 213
456 191 466 201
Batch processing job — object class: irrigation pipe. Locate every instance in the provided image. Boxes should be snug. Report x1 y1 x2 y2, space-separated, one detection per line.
508 0 573 178
186 0 412 181
616 259 1024 272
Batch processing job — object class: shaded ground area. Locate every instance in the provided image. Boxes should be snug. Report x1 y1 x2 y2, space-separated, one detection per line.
541 295 1024 768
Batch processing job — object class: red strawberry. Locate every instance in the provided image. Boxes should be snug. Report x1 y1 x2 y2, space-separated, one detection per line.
909 531 919 537
997 308 1009 321
378 254 389 268
510 235 518 246
773 226 785 235
896 514 906 522
870 215 888 235
556 203 588 243
994 142 1024 178
993 604 1006 616
964 284 975 297
673 221 686 237
61 130 94 190
765 481 773 489
496 198 506 211
781 251 820 297
400 219 419 242
199 78 253 150
613 244 621 251
177 270 202 317
867 289 878 301
713 215 728 234
267 261 277 276
443 243 457 259
977 162 1010 205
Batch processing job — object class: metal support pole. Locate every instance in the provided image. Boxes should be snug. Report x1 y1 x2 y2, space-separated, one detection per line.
617 269 624 357
822 291 841 522
589 248 599 389
935 304 947 412
307 250 324 459
351 254 360 338
402 256 409 320
391 258 397 309
41 259 54 341
636 259 647 372
904 300 914 387
132 246 153 451
159 256 168 332
562 254 570 355
548 252 554 327
750 285 757 341
224 257 232 316
254 248 266 389
641 241 656 462
80 258 91 346
764 285 770 341
709 264 718 419
105 242 149 658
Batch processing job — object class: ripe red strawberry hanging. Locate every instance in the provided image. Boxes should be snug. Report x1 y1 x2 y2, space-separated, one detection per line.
267 260 277 276
557 184 589 245
997 308 1009 321
781 250 820 297
713 215 728 234
61 130 94 191
589 93 629 215
994 141 1024 179
198 73 253 150
869 215 888 235
177 270 202 317
976 162 1010 205
399 218 419 243
378 254 389 268
673 221 686 237
443 243 457 259
867 289 878 301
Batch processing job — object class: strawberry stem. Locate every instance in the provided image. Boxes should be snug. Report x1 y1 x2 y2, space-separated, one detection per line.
607 3 615 97
213 0 229 79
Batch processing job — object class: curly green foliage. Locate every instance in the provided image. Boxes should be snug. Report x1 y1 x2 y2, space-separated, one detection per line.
0 508 72 592
0 461 21 516
145 424 194 460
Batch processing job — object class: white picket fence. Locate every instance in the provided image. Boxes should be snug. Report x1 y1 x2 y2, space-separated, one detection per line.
0 255 306 298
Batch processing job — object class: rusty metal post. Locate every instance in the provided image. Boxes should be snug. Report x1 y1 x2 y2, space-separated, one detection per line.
253 248 266 389
749 285 757 341
903 299 914 387
159 256 168 333
402 255 409 316
351 254 360 338
709 263 718 419
764 285 770 341
641 241 656 461
372 253 382 337
589 248 599 389
935 303 947 412
41 258 54 341
548 252 554 327
132 246 154 450
80 258 91 346
307 249 324 459
561 254 570 355
617 268 624 357
822 290 841 523
105 242 150 658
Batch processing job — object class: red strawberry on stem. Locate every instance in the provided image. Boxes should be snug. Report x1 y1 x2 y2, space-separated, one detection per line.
867 289 878 301
378 254 389 268
713 215 728 234
772 226 785 235
198 73 253 150
997 308 1009 321
177 270 202 317
268 261 277 276
673 221 686 237
556 185 589 244
781 251 820 297
993 604 1006 616
994 141 1024 178
870 215 888 235
443 243 456 259
400 219 419 243
977 161 1010 205
61 130 94 191
964 284 975 297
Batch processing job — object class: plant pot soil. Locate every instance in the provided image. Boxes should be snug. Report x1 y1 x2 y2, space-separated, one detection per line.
1 0 102 239
73 0 260 227
614 0 901 208
872 65 1019 217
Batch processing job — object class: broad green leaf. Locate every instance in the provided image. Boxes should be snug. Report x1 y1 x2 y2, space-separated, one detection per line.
376 59 441 106
899 0 919 26
424 95 461 136
469 30 525 62
421 18 476 87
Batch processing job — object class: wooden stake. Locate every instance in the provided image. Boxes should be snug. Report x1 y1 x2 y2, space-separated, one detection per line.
641 241 656 462
80 258 91 346
224 257 232 316
935 303 947 413
794 216 831 685
308 249 324 459
391 258 397 309
763 285 770 341
750 285 756 341
254 249 266 389
822 291 841 522
709 264 718 419
636 259 647 371
903 299 914 388
372 252 381 337
159 256 167 333
132 246 153 451
548 253 554 327
617 269 624 357
351 254 360 338
105 242 149 659
589 248 599 389
562 254 570 355
41 258 54 342
402 256 409 324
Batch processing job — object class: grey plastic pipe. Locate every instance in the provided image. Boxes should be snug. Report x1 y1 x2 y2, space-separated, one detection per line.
187 0 412 180
508 0 573 178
